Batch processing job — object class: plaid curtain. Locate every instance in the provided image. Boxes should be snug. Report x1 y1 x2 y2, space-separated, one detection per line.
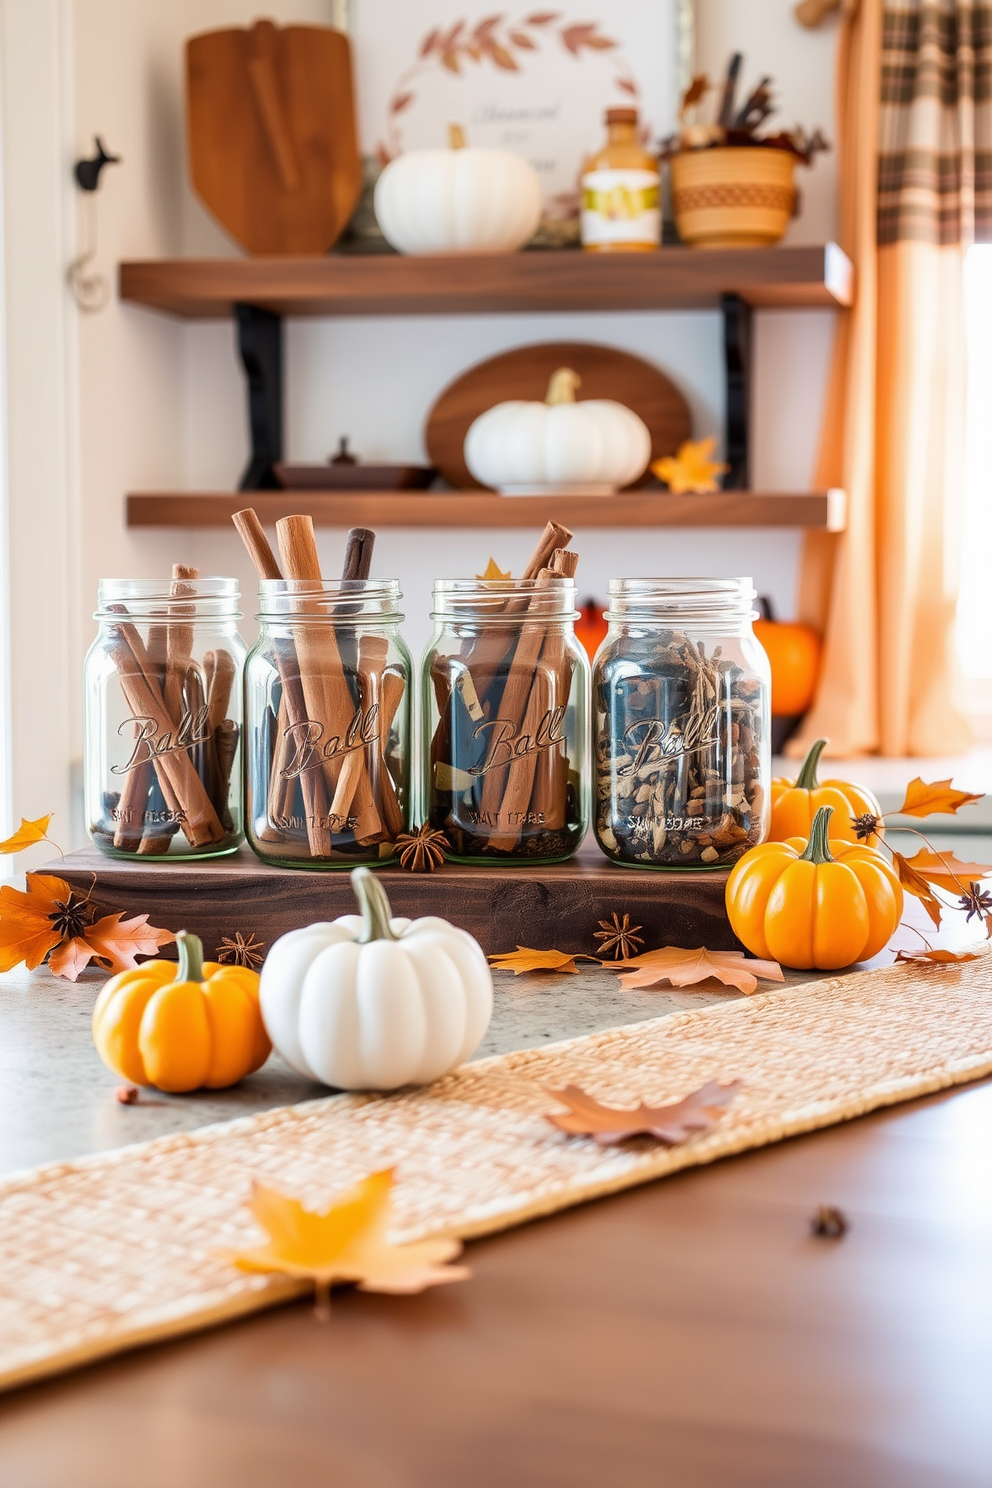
879 0 992 245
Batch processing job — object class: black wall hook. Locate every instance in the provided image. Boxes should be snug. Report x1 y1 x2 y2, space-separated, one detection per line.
74 136 121 192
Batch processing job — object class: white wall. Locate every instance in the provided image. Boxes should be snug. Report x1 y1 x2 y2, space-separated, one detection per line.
60 0 840 815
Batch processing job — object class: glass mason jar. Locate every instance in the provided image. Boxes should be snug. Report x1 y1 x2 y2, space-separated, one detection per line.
245 579 411 868
593 578 770 870
84 578 245 859
423 578 590 864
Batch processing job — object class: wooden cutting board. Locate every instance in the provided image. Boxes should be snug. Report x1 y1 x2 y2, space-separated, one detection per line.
186 20 362 255
425 342 693 491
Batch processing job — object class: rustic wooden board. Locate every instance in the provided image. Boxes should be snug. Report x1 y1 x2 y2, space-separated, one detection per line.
186 21 361 255
425 342 692 491
54 843 736 960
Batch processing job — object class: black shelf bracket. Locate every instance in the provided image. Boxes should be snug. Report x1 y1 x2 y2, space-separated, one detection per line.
721 292 752 491
235 303 283 491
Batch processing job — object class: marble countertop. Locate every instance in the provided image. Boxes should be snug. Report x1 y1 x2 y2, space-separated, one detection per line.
2 888 976 1179
0 961 739 1178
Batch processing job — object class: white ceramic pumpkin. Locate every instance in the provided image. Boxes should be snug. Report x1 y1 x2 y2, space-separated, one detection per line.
464 367 653 495
259 867 493 1091
374 124 541 255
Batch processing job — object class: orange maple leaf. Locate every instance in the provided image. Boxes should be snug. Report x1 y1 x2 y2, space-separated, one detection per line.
897 848 992 895
228 1169 468 1316
488 947 596 974
0 814 55 855
652 437 729 495
615 946 784 995
546 1079 742 1146
894 948 985 965
476 557 512 581
0 873 174 981
891 852 943 929
896 778 984 818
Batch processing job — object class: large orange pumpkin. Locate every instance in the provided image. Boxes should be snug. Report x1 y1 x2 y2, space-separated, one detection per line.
575 597 608 662
770 737 884 848
753 606 821 716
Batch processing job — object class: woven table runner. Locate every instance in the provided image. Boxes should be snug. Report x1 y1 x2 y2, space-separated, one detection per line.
3 955 992 1394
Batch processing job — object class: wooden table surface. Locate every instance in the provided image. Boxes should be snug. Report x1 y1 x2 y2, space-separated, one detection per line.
2 1075 990 1487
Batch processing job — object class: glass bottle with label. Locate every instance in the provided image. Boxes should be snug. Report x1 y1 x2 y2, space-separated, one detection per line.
594 579 770 869
581 107 661 252
84 578 245 859
423 578 590 863
244 579 411 868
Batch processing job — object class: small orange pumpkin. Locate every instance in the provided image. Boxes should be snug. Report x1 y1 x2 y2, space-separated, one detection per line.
726 805 903 969
770 737 883 848
92 931 270 1092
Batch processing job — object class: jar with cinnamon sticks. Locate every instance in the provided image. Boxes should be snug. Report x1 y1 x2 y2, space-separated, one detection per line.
84 576 245 858
593 578 770 869
424 538 590 863
245 577 411 867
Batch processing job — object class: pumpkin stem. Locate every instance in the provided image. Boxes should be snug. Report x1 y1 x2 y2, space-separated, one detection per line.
176 930 204 984
447 123 467 150
352 867 397 944
799 805 836 865
546 367 581 405
795 736 828 791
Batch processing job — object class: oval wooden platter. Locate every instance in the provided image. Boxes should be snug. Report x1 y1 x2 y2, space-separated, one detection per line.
425 341 692 491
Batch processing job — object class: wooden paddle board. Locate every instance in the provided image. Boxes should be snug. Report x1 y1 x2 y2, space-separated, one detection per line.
425 342 693 491
186 20 362 255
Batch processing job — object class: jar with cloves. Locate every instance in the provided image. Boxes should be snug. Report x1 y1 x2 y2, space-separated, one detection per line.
593 578 770 869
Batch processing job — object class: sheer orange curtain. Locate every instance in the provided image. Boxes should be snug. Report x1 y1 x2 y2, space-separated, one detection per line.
791 0 985 757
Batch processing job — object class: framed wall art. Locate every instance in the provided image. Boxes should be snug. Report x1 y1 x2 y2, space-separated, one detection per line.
345 2 693 235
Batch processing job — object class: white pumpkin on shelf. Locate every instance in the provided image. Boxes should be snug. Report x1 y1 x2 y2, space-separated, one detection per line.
464 367 653 495
259 868 493 1092
374 124 541 256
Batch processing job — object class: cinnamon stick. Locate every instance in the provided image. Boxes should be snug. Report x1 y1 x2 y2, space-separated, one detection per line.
138 564 199 854
112 758 153 851
232 509 333 856
276 515 380 841
480 550 579 852
105 611 226 847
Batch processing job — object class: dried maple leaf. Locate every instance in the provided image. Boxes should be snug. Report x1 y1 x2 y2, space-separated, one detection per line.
0 814 55 854
476 557 512 581
898 848 992 894
0 873 174 980
615 946 785 996
488 947 596 974
680 72 711 117
546 1079 742 1146
229 1169 469 1316
894 947 984 965
891 851 943 929
896 777 984 818
81 911 175 974
652 436 730 495
0 874 80 971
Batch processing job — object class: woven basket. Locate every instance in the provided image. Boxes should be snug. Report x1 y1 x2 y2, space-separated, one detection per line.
670 147 797 249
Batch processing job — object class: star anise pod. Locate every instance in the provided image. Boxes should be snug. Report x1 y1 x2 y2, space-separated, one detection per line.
594 913 644 961
396 824 449 872
957 881 992 923
47 890 92 942
216 931 265 970
851 812 880 841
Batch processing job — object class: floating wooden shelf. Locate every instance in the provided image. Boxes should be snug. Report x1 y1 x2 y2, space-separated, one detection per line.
118 244 854 320
126 489 847 532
